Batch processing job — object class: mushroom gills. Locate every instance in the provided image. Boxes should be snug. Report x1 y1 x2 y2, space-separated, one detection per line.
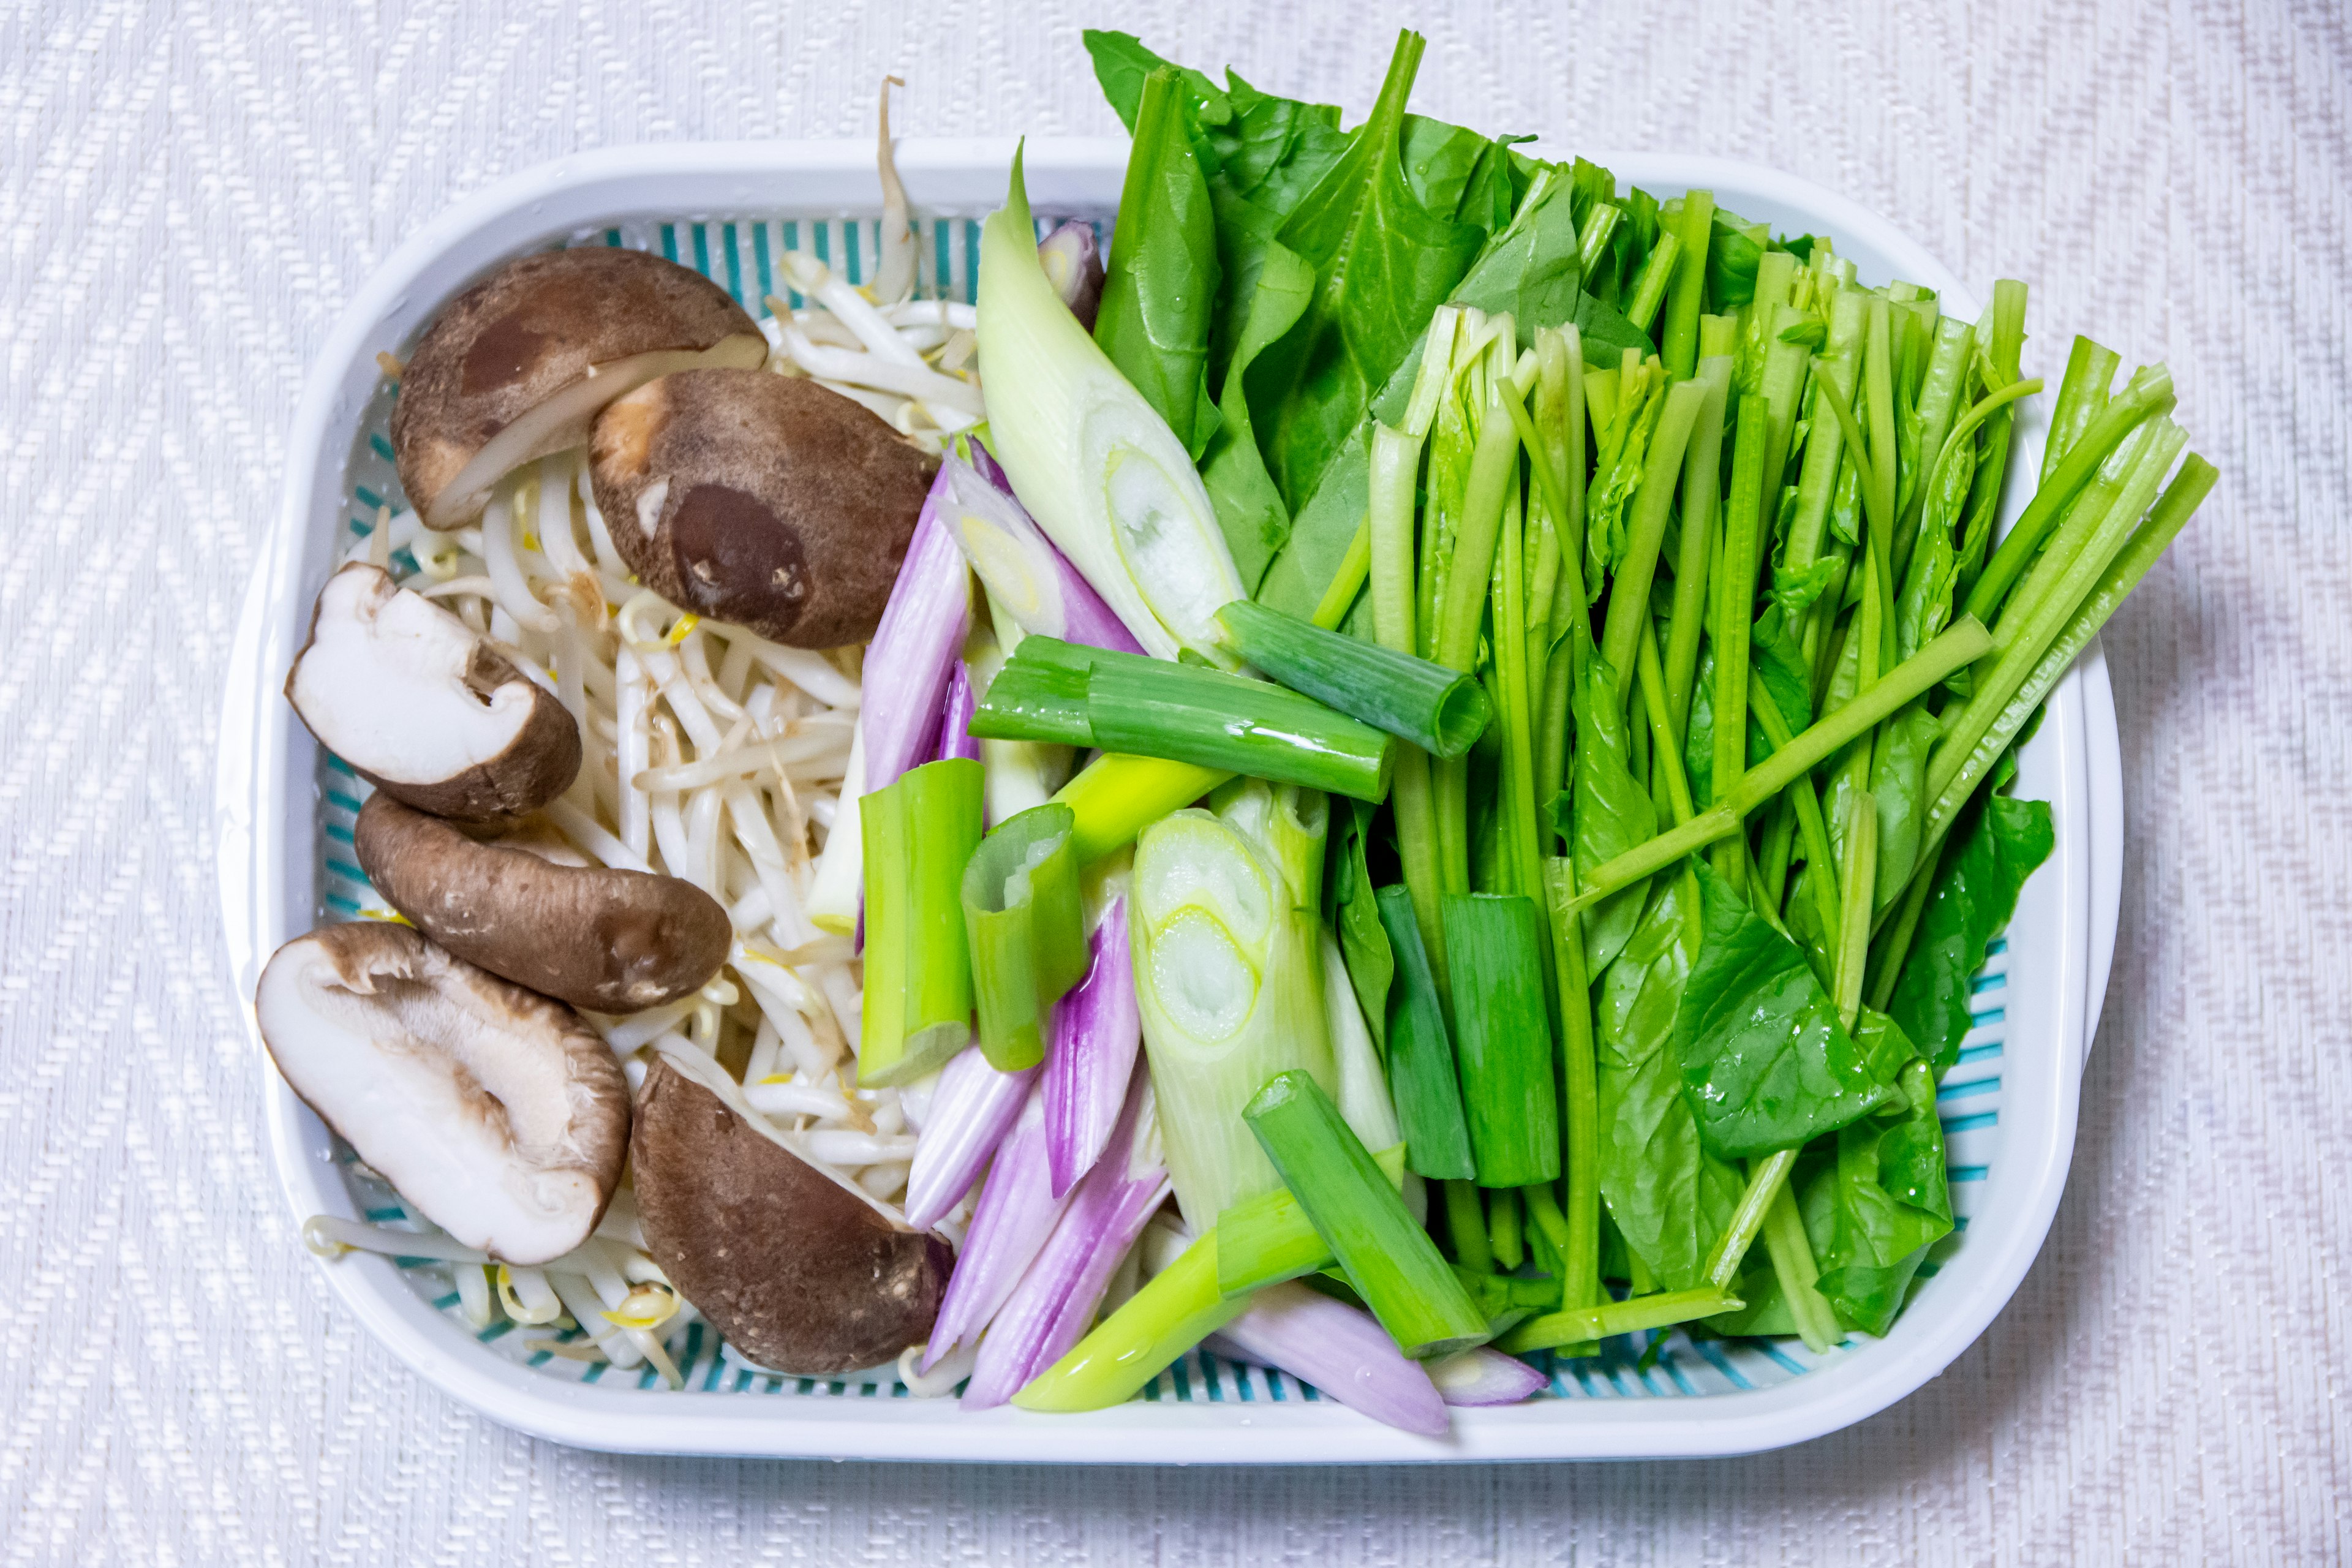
285 563 579 824
257 924 630 1265
353 793 731 1014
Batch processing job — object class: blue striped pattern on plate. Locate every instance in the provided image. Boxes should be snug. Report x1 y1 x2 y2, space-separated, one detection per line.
312 216 2011 1406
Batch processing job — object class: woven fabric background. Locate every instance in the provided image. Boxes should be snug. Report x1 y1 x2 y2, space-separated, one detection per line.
2 0 2344 1561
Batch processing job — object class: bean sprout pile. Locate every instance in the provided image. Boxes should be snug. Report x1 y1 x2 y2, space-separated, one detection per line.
315 159 982 1385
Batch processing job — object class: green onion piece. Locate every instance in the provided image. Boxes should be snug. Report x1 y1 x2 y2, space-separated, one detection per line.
1497 1286 1742 1354
1440 894 1561 1188
1243 1071 1490 1359
1084 654 1396 803
965 643 1095 747
1132 810 1336 1227
1568 617 1995 911
1374 884 1476 1180
1215 599 1492 758
1213 1143 1408 1297
1011 1229 1248 1412
1052 753 1233 865
858 758 985 1086
960 802 1087 1071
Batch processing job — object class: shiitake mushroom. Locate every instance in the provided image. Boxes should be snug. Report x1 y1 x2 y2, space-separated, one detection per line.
353 794 731 1015
589 369 941 648
392 247 768 530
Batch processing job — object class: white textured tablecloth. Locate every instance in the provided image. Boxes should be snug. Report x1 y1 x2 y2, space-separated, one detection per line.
4 1 2344 1561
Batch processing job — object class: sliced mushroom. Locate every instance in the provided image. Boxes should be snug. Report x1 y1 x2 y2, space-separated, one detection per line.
257 922 630 1265
631 1055 951 1375
392 247 767 530
589 368 940 647
286 562 579 825
353 793 731 1014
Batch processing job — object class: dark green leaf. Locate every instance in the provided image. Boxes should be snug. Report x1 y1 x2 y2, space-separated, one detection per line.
1674 862 1902 1159
1572 640 1655 975
1814 1057 1953 1335
1887 793 2054 1073
1094 69 1224 459
1327 799 1393 1050
1595 876 1744 1290
1869 703 1942 914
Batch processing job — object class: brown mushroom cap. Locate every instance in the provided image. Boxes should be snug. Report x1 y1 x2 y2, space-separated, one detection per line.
353 794 733 1014
589 369 940 648
631 1057 951 1375
257 922 630 1265
286 563 580 826
392 247 767 529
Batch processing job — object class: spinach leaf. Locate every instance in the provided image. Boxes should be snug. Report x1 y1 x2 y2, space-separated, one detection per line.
1595 875 1744 1290
1570 639 1655 976
1705 209 1768 309
1197 239 1318 589
1082 29 1222 129
1869 703 1942 914
1324 797 1393 1049
1887 792 2054 1072
1815 1057 1953 1335
1093 69 1224 458
1674 862 1904 1158
1246 35 1490 519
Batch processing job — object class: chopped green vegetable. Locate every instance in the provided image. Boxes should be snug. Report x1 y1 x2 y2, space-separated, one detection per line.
1012 1227 1248 1411
1244 1071 1489 1357
1374 884 1476 1180
1216 599 1493 756
1441 893 1560 1187
962 802 1087 1071
1215 1142 1409 1296
858 758 985 1087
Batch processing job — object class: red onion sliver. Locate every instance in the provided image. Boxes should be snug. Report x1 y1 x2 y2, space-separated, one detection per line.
961 1077 1167 1409
1203 1282 1450 1436
864 467 974 797
920 1082 1068 1371
903 1042 1037 1233
1427 1344 1548 1408
1042 897 1142 1197
937 455 1145 655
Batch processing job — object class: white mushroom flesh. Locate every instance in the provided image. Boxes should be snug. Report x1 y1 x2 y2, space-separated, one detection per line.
290 565 546 786
260 930 624 1265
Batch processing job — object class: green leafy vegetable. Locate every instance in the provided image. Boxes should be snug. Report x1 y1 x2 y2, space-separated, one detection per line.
1673 863 1903 1158
1094 68 1223 458
1883 793 2054 1072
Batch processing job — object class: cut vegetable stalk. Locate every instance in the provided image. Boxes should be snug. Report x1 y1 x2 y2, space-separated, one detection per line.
960 1077 1169 1408
1498 1286 1743 1354
1244 1071 1490 1358
1216 600 1492 757
1215 1142 1409 1297
978 147 1248 665
903 1042 1039 1232
1374 884 1475 1180
1041 895 1143 1197
1131 809 1336 1227
1567 617 1994 910
935 451 1146 654
863 470 976 796
922 1082 1071 1369
859 758 986 1087
1441 894 1561 1187
1203 1281 1450 1434
1599 378 1709 706
962 802 1087 1071
1053 753 1234 865
1011 1226 1248 1411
